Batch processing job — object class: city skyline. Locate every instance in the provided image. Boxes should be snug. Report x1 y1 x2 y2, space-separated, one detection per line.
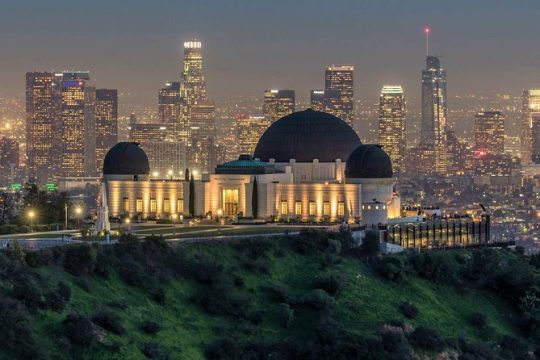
2 1 540 106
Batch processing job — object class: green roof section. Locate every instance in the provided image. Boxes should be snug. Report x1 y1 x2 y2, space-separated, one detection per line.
215 155 275 174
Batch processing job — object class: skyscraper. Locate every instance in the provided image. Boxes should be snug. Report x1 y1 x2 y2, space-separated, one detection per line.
263 89 295 123
324 65 354 128
531 113 540 164
236 115 270 156
474 111 505 156
95 89 118 172
521 89 540 164
420 56 447 174
310 90 325 112
0 137 19 185
158 81 180 124
378 85 406 174
180 40 207 145
60 71 96 177
190 100 217 173
25 72 60 183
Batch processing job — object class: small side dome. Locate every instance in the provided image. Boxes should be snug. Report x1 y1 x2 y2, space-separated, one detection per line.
345 145 393 179
103 142 150 175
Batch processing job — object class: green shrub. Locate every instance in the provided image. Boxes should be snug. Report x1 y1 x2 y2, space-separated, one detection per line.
469 311 487 328
13 276 43 310
278 303 294 328
361 231 380 256
314 274 343 296
63 244 96 276
44 290 65 312
62 313 97 346
300 289 336 310
141 342 170 359
57 281 71 302
141 320 161 335
408 326 446 351
398 302 418 319
377 255 407 282
0 296 42 359
92 310 125 335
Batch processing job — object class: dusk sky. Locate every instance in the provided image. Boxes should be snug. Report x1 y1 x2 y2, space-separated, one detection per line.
2 0 540 106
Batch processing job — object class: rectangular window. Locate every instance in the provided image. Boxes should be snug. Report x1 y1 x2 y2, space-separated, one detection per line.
150 199 157 213
177 199 184 213
338 202 345 217
163 199 170 213
123 198 129 213
280 201 288 215
295 201 302 215
323 201 331 216
309 201 316 216
136 198 143 213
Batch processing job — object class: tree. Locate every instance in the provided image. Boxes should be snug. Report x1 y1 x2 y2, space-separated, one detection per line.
362 231 380 257
252 177 258 219
189 175 195 217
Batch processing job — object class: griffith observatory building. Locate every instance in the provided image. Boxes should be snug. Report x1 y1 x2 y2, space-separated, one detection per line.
102 110 401 225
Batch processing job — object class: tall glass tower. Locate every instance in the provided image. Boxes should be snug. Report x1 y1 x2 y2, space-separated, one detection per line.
378 85 406 174
420 56 447 174
324 66 354 129
521 89 540 164
180 40 208 145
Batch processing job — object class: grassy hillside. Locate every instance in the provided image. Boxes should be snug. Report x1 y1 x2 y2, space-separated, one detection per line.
0 230 537 359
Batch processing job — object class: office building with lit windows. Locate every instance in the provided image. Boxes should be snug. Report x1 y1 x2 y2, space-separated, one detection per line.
180 40 207 145
474 111 505 155
378 85 406 174
95 89 118 175
420 56 447 174
25 71 60 183
60 71 96 177
324 65 354 129
310 90 325 111
521 89 540 164
263 89 295 123
158 81 180 124
236 115 270 156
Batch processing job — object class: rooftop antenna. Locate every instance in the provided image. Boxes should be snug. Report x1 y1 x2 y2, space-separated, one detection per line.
424 26 431 56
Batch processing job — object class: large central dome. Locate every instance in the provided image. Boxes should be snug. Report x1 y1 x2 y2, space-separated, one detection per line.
253 109 361 162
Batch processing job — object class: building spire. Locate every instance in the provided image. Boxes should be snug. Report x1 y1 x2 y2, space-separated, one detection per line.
424 26 431 56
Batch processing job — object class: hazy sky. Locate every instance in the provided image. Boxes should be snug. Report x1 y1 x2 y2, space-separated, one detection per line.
2 0 540 107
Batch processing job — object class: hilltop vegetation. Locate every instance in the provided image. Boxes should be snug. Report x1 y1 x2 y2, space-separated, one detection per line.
0 229 539 359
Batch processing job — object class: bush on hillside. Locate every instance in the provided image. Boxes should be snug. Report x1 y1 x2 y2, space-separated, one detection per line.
44 289 65 311
141 342 170 360
25 248 54 267
62 313 98 346
263 282 292 303
408 326 446 351
314 274 343 296
278 303 294 328
141 320 161 335
57 281 71 302
92 310 125 335
469 311 487 329
398 302 419 319
118 258 151 289
63 244 96 276
0 296 42 359
300 289 336 310
361 231 380 257
13 276 43 310
377 255 407 282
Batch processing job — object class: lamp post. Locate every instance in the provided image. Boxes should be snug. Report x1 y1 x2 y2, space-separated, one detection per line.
125 218 131 232
75 206 82 228
217 208 223 233
168 169 173 180
64 203 68 230
28 210 35 232
172 213 178 236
